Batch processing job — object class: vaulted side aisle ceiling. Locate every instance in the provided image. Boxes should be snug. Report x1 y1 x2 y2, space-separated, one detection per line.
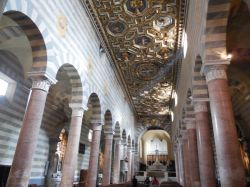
83 0 186 129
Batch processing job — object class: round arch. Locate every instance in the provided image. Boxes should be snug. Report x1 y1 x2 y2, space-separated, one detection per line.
87 93 102 125
2 10 57 83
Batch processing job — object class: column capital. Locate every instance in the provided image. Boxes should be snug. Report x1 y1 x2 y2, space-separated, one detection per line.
71 107 84 117
114 137 122 142
104 132 114 140
92 123 102 131
203 65 228 83
183 118 195 125
194 102 208 113
186 123 196 129
69 103 88 111
31 77 53 92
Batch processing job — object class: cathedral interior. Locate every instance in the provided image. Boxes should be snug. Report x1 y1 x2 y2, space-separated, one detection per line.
0 0 250 187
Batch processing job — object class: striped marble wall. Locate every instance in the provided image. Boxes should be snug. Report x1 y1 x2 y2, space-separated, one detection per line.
204 0 231 64
0 0 136 185
0 50 28 166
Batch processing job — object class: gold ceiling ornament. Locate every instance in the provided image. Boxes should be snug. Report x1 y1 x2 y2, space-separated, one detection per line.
57 14 68 37
84 0 185 126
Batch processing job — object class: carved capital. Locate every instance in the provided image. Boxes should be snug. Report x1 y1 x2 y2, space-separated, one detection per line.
114 137 122 142
186 123 196 129
92 123 102 131
71 107 84 117
204 65 227 83
105 133 114 140
194 102 208 113
32 78 53 92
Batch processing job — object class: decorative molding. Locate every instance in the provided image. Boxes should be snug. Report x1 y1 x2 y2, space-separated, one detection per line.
32 79 53 92
71 108 84 117
69 103 88 111
92 123 102 131
204 65 227 83
104 133 114 140
186 123 196 129
194 102 208 113
114 137 122 141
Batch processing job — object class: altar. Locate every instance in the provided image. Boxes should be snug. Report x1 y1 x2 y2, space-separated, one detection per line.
146 150 168 182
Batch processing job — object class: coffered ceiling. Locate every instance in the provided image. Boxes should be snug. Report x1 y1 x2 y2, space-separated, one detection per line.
82 0 185 127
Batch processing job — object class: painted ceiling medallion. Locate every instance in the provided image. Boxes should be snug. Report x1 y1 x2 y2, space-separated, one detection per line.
107 20 127 36
135 63 159 81
154 16 174 31
124 0 147 16
134 35 153 48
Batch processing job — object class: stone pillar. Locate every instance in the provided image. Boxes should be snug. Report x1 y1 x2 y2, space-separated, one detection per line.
102 130 114 186
113 138 121 184
204 65 246 187
6 78 53 187
177 141 184 186
186 122 200 187
86 124 102 187
182 135 191 187
194 102 216 187
174 146 180 183
131 149 135 178
127 146 132 182
60 108 84 187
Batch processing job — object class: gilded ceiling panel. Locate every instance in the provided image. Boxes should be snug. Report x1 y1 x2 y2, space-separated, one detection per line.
84 0 184 126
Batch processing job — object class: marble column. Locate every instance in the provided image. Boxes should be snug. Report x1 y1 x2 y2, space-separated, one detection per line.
60 108 84 187
131 151 135 178
182 136 191 187
186 122 200 187
86 124 102 187
6 78 53 187
113 138 121 184
127 146 132 182
174 147 180 183
102 131 114 186
204 65 246 187
194 102 216 187
177 141 184 186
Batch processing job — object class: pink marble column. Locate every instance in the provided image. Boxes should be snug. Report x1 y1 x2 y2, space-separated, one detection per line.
127 146 132 182
204 65 246 187
60 107 84 187
177 141 184 186
186 122 200 187
182 137 191 187
113 138 121 184
194 102 216 187
102 131 114 186
86 124 102 187
6 78 53 187
174 147 180 183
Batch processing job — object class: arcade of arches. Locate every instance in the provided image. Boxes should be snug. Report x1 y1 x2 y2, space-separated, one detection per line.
0 0 250 187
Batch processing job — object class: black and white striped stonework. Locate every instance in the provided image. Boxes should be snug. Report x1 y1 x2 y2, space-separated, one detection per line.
192 56 209 101
204 0 231 63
